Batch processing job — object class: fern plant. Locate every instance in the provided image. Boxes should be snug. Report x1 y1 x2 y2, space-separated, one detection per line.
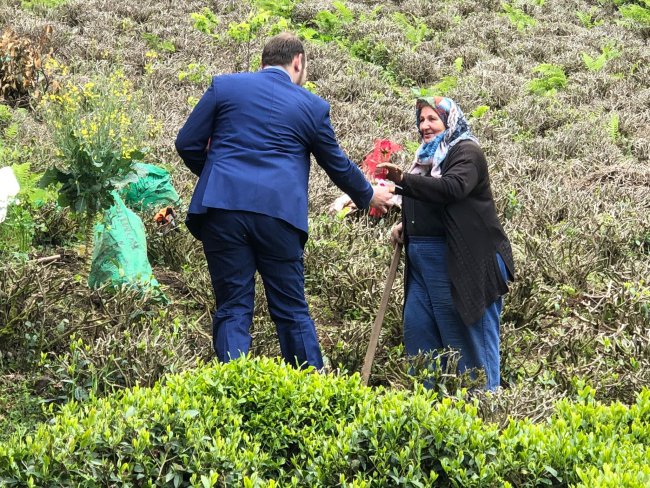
527 64 568 96
0 104 11 125
0 162 57 254
313 8 350 41
253 0 296 19
502 2 537 30
608 112 621 142
332 1 354 23
618 1 650 27
577 8 604 28
411 76 458 97
392 12 431 49
581 43 621 71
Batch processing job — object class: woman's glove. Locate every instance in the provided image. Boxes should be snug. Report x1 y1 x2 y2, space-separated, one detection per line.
376 163 403 184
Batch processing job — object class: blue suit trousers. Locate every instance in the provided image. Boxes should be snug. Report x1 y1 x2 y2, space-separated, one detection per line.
201 209 323 369
403 237 507 390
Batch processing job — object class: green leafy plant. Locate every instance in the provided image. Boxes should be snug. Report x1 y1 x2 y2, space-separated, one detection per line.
527 63 568 95
1 358 650 486
39 72 151 222
608 112 621 142
332 0 354 23
618 0 650 27
191 8 221 40
504 188 522 219
253 0 296 19
20 0 67 10
140 32 176 53
308 2 355 42
349 37 391 65
0 106 57 254
313 11 346 42
392 12 431 49
471 105 491 118
228 10 273 71
0 104 11 125
502 2 537 30
359 5 383 22
581 43 621 71
577 8 605 28
0 172 57 254
268 17 291 36
412 76 458 97
177 63 211 85
454 57 464 72
303 81 318 94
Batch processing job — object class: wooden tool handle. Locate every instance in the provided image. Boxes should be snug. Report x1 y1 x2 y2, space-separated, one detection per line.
361 242 403 385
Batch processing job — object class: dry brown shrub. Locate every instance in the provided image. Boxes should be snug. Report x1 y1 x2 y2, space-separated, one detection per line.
0 25 54 107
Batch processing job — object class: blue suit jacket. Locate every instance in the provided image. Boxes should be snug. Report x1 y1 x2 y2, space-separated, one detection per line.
175 68 373 239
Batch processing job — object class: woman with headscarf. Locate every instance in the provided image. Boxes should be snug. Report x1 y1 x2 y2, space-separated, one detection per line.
378 96 515 390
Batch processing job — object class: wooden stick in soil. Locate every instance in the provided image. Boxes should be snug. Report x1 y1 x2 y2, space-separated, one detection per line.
28 254 61 264
361 242 402 386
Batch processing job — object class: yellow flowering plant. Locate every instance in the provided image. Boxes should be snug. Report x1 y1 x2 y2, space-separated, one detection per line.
39 71 151 217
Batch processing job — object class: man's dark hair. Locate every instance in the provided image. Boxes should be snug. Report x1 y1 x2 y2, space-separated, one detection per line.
261 33 305 67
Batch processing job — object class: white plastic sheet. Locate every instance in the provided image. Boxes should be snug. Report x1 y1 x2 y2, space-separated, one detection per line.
0 166 20 223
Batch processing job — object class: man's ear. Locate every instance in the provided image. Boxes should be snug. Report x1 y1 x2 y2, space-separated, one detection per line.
292 53 302 72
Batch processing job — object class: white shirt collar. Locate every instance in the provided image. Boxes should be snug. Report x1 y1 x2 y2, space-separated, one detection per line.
263 66 291 80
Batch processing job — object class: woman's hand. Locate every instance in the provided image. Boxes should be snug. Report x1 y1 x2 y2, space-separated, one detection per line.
390 222 403 246
376 163 403 184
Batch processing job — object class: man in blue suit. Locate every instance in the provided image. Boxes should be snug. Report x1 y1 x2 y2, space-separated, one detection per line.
176 33 394 369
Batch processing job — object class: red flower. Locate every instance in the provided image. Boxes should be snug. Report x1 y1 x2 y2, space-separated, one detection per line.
361 139 402 218
362 139 402 182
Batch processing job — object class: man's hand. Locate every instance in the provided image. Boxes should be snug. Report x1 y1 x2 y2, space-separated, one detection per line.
376 163 403 184
390 222 403 246
369 184 394 215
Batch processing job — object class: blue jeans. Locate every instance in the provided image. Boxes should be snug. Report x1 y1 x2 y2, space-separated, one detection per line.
201 209 323 370
404 237 507 390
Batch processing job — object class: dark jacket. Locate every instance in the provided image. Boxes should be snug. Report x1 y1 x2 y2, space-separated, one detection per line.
397 140 515 325
175 67 373 239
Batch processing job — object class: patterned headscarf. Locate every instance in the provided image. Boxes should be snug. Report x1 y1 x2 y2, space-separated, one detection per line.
411 96 478 178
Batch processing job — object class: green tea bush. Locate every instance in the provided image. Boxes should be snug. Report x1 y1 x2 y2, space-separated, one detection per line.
1 358 649 487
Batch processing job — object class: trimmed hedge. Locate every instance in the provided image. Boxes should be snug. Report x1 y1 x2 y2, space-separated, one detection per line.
0 358 649 487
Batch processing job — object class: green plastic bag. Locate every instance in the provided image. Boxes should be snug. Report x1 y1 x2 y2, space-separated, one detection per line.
121 163 180 212
88 193 160 293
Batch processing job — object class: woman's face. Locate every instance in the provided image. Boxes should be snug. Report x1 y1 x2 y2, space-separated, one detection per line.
419 105 446 143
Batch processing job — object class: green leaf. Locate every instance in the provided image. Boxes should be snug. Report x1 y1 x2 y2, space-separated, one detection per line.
39 167 69 188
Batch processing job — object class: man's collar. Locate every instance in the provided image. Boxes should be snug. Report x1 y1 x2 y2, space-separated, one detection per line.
263 66 291 81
